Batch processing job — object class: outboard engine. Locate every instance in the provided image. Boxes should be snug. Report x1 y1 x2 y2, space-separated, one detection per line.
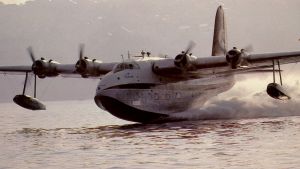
32 58 60 78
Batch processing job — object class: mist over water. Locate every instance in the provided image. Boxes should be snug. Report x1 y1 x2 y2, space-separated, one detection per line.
172 97 300 121
172 91 300 121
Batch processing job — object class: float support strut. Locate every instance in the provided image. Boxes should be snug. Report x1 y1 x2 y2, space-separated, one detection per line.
22 72 28 95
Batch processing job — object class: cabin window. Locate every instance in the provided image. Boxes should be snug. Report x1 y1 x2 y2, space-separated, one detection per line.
113 62 140 73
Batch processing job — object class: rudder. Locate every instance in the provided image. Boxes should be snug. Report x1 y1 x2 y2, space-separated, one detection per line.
212 6 227 56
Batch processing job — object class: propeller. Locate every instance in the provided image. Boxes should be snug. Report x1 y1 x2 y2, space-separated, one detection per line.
240 44 253 54
79 43 85 60
27 46 36 63
76 44 88 74
174 41 196 68
184 41 196 55
28 47 43 75
226 45 253 69
75 44 103 77
26 46 38 98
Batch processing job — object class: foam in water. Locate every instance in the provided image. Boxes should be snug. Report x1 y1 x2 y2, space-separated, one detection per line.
171 83 300 121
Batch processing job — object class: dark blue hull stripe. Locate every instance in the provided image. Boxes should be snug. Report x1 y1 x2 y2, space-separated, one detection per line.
95 96 168 123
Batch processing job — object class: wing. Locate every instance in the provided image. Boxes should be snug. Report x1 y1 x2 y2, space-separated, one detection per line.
247 51 300 66
0 62 117 78
0 66 32 73
153 51 300 79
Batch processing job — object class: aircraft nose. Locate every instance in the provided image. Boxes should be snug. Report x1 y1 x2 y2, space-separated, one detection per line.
94 89 113 110
94 94 105 110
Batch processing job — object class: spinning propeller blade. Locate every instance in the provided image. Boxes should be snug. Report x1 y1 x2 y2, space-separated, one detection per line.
27 46 36 62
242 44 254 53
184 41 196 55
79 44 85 60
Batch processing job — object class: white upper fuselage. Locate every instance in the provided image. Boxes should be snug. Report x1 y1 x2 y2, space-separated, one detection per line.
94 56 235 122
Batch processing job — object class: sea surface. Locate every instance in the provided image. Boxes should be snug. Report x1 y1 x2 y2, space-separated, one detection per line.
0 100 300 169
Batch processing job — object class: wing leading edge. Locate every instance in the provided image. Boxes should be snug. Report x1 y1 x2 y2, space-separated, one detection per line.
0 66 32 73
152 51 300 79
0 62 117 78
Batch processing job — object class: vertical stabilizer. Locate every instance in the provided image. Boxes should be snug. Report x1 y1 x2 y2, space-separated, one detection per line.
212 6 227 56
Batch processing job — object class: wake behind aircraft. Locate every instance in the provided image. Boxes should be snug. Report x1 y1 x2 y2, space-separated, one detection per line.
1 6 300 123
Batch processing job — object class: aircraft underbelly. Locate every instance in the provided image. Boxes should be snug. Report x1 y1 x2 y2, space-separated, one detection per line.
96 76 234 116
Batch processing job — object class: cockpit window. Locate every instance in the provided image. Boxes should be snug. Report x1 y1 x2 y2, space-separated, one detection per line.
113 62 140 73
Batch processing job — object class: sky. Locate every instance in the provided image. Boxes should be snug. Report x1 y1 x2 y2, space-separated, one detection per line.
0 0 300 103
0 0 32 4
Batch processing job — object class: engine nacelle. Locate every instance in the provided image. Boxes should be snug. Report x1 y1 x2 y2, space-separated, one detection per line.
174 53 196 70
267 83 291 100
75 57 102 78
32 58 60 78
226 47 243 69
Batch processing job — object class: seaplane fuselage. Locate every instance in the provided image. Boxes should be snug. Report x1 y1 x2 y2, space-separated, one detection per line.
94 57 235 123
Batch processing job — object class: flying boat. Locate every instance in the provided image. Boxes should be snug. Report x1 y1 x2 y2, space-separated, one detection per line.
1 6 300 123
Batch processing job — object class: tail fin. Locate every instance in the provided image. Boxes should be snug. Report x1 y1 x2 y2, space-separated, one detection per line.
212 6 227 56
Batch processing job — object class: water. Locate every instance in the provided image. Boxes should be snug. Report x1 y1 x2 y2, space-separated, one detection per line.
1 100 300 169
